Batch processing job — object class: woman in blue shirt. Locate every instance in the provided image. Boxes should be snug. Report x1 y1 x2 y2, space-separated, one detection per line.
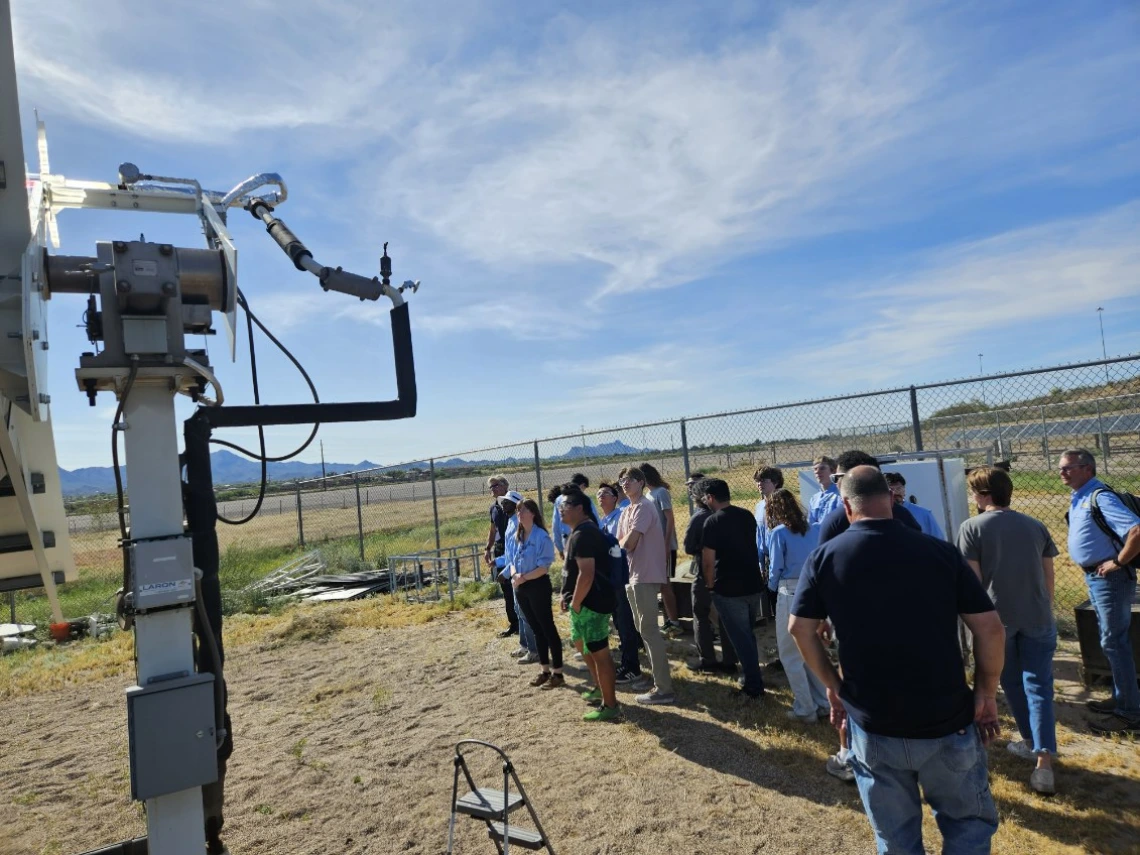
767 489 829 722
511 499 564 689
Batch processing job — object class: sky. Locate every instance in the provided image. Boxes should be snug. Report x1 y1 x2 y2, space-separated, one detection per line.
10 0 1140 471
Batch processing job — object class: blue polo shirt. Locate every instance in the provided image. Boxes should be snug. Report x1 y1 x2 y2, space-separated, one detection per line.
768 524 820 591
1068 478 1140 568
808 484 843 525
906 502 946 541
495 514 519 578
792 518 995 738
599 508 622 538
513 525 556 577
552 494 597 552
754 498 770 563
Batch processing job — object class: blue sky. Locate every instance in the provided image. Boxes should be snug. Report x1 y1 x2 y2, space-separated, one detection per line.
12 0 1140 471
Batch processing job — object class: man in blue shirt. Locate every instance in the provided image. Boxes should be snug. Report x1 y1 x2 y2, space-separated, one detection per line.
1060 448 1140 735
790 466 1005 855
808 456 843 525
753 466 784 572
484 476 518 638
885 472 946 540
551 473 596 559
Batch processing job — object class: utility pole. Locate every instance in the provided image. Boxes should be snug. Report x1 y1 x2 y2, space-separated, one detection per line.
580 425 588 465
1098 307 1110 386
978 353 986 405
320 439 327 491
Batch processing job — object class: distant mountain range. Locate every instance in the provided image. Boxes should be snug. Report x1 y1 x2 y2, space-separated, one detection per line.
59 451 382 497
58 440 651 497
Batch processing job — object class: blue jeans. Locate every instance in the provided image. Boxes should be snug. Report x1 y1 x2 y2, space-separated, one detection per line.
1001 624 1057 753
710 592 764 696
1086 570 1140 720
611 584 643 674
848 718 998 855
515 590 537 653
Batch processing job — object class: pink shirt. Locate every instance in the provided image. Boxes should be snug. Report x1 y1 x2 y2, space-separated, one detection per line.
618 495 668 585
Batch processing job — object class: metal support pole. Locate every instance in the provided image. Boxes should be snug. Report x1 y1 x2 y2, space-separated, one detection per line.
8 591 15 624
124 385 207 855
533 441 544 520
1041 405 1050 466
429 459 441 551
353 475 365 561
295 484 305 547
1096 399 1109 475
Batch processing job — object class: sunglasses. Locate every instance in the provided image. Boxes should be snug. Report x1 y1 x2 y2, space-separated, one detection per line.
829 473 845 484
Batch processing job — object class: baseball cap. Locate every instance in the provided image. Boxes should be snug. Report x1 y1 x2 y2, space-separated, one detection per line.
498 490 524 505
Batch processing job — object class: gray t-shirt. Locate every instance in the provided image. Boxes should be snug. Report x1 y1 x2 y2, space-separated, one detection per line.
956 509 1059 632
649 486 678 550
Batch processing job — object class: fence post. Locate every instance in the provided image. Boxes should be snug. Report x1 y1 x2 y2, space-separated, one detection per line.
354 474 365 561
909 386 924 452
295 483 305 547
1041 405 1050 466
429 458 442 551
680 419 692 513
533 441 544 520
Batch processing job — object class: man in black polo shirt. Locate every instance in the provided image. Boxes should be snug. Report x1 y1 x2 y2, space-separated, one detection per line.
790 467 1005 855
701 478 765 699
559 488 620 722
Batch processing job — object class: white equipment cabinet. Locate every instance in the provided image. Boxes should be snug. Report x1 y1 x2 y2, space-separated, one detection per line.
798 456 970 540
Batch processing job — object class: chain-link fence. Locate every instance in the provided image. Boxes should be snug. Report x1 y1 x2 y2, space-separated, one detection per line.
12 354 1139 632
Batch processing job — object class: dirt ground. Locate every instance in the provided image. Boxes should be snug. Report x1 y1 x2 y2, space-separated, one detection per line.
3 602 1140 855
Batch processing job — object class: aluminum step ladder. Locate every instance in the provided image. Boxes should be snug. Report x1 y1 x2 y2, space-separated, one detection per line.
447 740 555 854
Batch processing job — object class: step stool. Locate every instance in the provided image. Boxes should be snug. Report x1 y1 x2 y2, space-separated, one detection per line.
447 740 555 854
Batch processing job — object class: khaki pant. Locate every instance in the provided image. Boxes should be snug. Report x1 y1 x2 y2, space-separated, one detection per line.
626 583 674 694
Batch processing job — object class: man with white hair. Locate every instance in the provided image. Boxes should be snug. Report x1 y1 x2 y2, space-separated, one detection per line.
790 466 1005 855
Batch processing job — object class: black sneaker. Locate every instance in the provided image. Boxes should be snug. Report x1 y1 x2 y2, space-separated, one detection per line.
1086 697 1116 714
1089 714 1140 736
497 627 519 638
718 662 739 675
614 668 642 685
734 687 765 701
687 661 721 674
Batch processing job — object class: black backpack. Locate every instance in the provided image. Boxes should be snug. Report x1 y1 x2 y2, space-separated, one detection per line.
1090 486 1140 576
597 528 630 588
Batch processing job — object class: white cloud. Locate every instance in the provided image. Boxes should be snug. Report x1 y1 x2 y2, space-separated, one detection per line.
15 0 1139 312
781 203 1140 386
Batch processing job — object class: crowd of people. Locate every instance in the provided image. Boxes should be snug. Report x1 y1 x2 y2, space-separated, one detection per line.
482 446 1140 855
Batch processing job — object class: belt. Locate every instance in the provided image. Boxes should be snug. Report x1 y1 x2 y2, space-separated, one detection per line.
1082 561 1113 573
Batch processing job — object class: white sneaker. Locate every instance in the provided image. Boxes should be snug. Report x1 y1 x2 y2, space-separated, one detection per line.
785 710 818 723
512 646 527 657
1030 767 1055 795
825 754 855 782
635 690 676 705
517 651 539 664
1006 740 1036 761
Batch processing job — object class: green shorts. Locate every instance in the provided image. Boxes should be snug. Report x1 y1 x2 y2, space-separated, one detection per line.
569 605 611 650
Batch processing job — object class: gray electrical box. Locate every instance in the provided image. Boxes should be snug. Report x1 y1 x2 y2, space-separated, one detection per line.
122 316 170 355
130 536 195 611
126 672 218 800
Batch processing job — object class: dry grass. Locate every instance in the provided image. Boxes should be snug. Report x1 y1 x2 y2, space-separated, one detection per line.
2 600 1138 855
